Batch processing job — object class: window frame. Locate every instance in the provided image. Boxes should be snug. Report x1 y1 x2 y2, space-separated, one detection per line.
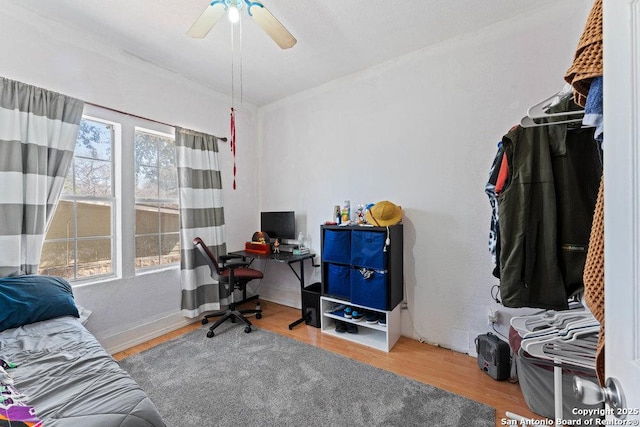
40 105 180 285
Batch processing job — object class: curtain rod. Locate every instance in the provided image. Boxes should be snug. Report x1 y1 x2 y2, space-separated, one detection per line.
84 101 228 142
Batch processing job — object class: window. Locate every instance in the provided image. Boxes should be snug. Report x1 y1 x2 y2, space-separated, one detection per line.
39 118 115 279
134 129 180 270
39 108 180 282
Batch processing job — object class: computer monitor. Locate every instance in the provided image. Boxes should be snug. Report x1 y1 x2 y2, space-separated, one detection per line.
261 211 296 241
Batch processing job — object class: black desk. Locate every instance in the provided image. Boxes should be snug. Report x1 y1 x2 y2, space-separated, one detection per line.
229 250 317 330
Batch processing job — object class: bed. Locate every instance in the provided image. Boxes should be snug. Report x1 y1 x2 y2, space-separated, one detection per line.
0 275 165 426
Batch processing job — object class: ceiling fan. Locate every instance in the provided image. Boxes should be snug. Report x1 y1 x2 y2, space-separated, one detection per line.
188 0 297 49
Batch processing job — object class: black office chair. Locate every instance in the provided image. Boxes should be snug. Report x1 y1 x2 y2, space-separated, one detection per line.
193 237 264 338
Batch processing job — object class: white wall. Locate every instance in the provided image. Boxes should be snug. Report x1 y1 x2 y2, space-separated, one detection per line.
0 2 260 352
0 0 593 355
258 0 592 354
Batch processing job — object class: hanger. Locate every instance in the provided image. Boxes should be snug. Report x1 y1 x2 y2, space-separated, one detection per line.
521 326 599 369
520 84 586 128
520 316 599 343
511 308 596 336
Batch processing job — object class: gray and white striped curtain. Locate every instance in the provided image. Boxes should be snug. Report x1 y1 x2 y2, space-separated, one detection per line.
175 127 226 318
0 78 84 277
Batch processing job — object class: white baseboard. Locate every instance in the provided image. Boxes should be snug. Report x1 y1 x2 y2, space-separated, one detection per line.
101 312 200 355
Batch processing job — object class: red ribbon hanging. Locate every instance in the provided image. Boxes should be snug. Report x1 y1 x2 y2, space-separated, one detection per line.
230 107 237 190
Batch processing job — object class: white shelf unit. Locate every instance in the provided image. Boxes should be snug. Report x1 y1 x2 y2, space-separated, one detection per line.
320 295 401 352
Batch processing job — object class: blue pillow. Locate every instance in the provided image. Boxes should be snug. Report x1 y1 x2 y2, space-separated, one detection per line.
0 275 79 332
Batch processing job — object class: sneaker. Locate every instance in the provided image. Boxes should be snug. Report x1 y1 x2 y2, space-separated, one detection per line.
378 314 387 326
328 304 347 316
346 323 358 334
351 309 365 322
343 307 353 319
335 320 347 333
365 312 380 324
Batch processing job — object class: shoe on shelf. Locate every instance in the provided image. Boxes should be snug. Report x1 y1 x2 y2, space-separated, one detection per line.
346 323 358 334
328 304 347 316
343 306 353 319
365 312 380 324
335 320 347 333
378 314 387 326
351 309 365 322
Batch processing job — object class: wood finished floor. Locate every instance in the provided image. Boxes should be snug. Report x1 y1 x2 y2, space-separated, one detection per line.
113 300 545 427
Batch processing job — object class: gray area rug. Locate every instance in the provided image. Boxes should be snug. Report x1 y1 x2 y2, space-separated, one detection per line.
119 324 494 427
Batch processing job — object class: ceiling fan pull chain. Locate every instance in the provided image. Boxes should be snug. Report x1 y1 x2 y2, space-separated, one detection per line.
240 12 244 104
230 20 235 108
231 107 237 190
230 18 237 190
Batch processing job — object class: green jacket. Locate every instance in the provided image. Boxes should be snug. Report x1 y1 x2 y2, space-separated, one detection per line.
498 97 601 310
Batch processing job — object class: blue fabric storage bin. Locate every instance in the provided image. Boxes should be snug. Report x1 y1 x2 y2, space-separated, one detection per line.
326 263 351 299
350 268 388 310
322 229 351 264
351 231 387 270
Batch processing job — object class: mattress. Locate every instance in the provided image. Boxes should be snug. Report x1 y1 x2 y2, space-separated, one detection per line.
0 316 165 426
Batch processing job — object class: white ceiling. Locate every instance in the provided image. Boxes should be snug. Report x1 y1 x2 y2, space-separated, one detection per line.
8 0 558 106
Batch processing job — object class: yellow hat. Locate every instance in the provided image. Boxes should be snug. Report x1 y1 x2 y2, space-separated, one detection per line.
365 201 402 226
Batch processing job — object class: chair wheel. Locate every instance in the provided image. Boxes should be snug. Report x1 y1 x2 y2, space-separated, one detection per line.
207 330 215 338
202 318 209 325
244 326 252 333
256 312 262 319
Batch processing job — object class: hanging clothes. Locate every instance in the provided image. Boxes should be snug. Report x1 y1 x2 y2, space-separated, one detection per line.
583 177 605 386
496 95 602 310
564 0 603 107
583 76 603 144
485 144 509 278
485 143 504 277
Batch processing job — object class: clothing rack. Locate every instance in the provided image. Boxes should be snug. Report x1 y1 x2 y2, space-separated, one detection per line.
84 101 228 142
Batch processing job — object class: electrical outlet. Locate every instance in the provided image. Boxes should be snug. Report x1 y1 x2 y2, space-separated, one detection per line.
400 301 408 310
487 308 498 325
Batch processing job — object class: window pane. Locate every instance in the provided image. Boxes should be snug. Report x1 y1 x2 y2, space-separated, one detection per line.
76 238 112 277
159 167 178 199
135 165 158 198
45 201 74 240
160 233 180 265
39 240 75 278
160 203 179 233
135 129 178 271
159 142 176 168
76 120 112 161
135 133 158 167
136 235 159 268
77 201 111 238
136 203 160 235
74 158 112 197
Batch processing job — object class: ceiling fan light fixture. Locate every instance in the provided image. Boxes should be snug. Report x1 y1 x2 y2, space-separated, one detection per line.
228 5 240 23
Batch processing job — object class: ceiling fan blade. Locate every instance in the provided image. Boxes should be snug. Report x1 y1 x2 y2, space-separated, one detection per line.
187 2 227 38
248 2 297 49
